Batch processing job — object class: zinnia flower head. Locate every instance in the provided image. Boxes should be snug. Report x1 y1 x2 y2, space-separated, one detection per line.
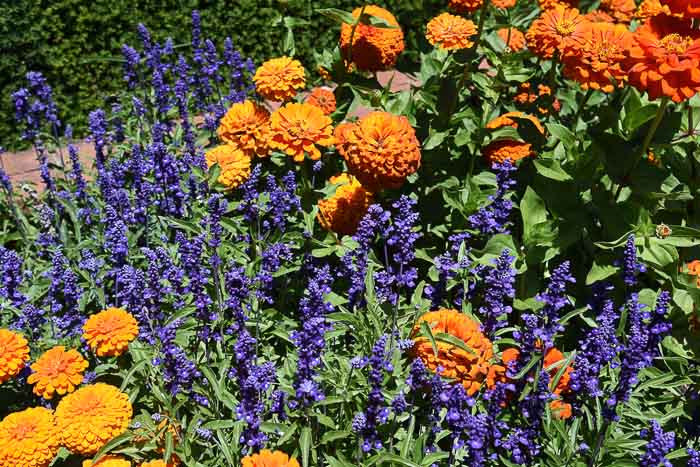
426 13 478 50
27 346 89 399
600 0 637 22
493 0 517 9
217 100 271 157
339 5 405 72
483 111 545 164
662 0 700 18
636 0 674 19
584 10 616 23
205 145 252 189
526 5 589 59
338 111 421 191
684 260 700 287
253 56 306 101
82 456 132 467
538 0 578 8
83 307 139 357
627 15 700 103
241 449 300 467
497 28 527 51
0 328 29 384
317 173 374 236
449 0 484 13
563 22 634 92
411 309 496 395
305 87 337 115
0 407 60 467
269 102 334 162
139 460 178 467
56 383 132 455
486 111 546 134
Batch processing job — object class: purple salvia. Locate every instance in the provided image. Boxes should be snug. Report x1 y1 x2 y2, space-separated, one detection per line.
478 249 516 338
640 420 675 467
469 160 516 236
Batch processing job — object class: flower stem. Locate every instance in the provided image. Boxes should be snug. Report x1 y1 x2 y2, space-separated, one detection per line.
587 420 610 467
572 88 593 127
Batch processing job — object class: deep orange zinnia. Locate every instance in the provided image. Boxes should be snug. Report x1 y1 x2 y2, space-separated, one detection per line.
83 307 139 357
269 102 334 162
426 13 478 50
483 112 544 163
305 87 337 115
526 5 589 59
56 383 132 456
584 10 616 23
337 111 421 191
538 0 578 8
0 328 29 385
217 100 271 157
636 0 674 19
486 111 546 134
0 407 60 467
600 0 637 23
662 0 700 18
241 450 300 467
497 28 527 52
82 456 132 467
493 0 517 9
340 5 405 72
317 173 374 236
253 56 306 102
205 145 252 189
449 0 484 13
27 346 89 400
627 16 700 103
411 309 495 395
562 22 633 92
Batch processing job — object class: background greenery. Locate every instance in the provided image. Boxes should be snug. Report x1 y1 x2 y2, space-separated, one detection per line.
0 0 443 149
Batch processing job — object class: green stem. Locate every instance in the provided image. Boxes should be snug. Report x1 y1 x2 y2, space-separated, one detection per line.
572 88 593 128
588 420 610 467
345 4 367 73
472 0 490 52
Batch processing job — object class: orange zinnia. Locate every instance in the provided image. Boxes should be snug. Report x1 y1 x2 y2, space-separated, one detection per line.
538 0 579 9
0 407 60 467
83 456 132 467
493 0 517 9
305 87 337 115
684 260 700 287
411 309 495 395
563 22 633 92
584 10 616 23
253 57 305 102
627 16 700 103
339 5 405 72
242 450 300 467
269 102 334 162
205 145 252 189
28 346 89 399
317 173 374 236
56 383 132 455
83 307 139 357
0 328 29 385
449 0 484 13
217 100 270 157
497 28 527 52
337 111 421 191
486 111 546 134
662 0 700 18
426 13 478 50
482 140 535 164
526 5 589 59
636 0 674 19
600 0 637 23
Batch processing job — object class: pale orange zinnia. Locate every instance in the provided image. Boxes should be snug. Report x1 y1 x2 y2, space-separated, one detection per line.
411 309 495 395
28 346 89 399
340 5 405 72
205 145 252 189
526 5 589 59
0 407 60 467
217 100 270 157
426 13 478 50
317 173 374 236
0 328 29 384
83 307 139 357
497 28 527 52
305 87 337 115
269 102 334 162
253 57 306 102
241 450 300 467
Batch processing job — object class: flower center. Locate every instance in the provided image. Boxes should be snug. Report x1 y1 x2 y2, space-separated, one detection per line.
555 19 577 36
45 356 70 377
9 421 36 440
659 33 692 54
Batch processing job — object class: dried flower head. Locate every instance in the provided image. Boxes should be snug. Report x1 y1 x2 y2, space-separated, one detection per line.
526 5 589 59
426 13 478 50
205 145 252 189
28 346 89 399
217 100 271 157
338 111 421 191
317 173 374 236
269 102 334 162
241 450 300 467
56 383 133 455
497 28 527 51
0 328 29 384
305 87 337 115
412 309 496 395
253 56 306 102
83 307 139 357
0 407 60 467
340 5 405 71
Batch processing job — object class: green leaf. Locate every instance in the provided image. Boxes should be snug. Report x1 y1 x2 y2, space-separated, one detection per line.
300 426 312 467
423 130 448 150
533 159 573 182
419 320 439 358
546 123 576 149
434 332 476 355
520 187 547 246
623 104 659 133
317 8 357 25
586 262 619 285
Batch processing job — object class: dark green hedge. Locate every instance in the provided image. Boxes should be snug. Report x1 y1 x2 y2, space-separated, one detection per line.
0 0 442 148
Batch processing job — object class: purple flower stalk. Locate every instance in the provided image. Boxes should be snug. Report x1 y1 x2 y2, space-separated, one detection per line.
623 234 645 287
469 160 516 236
121 44 141 89
478 249 516 338
688 448 700 467
640 420 675 467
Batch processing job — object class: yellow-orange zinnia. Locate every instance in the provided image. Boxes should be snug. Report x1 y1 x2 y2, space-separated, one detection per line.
305 87 337 115
497 28 527 52
526 5 589 59
56 383 132 455
253 57 305 102
340 5 405 72
317 173 374 236
83 455 132 467
337 111 421 191
217 100 271 157
83 307 139 357
241 449 300 467
0 407 60 467
205 145 252 189
426 13 478 50
411 309 495 395
27 346 89 400
0 328 29 385
269 102 334 162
